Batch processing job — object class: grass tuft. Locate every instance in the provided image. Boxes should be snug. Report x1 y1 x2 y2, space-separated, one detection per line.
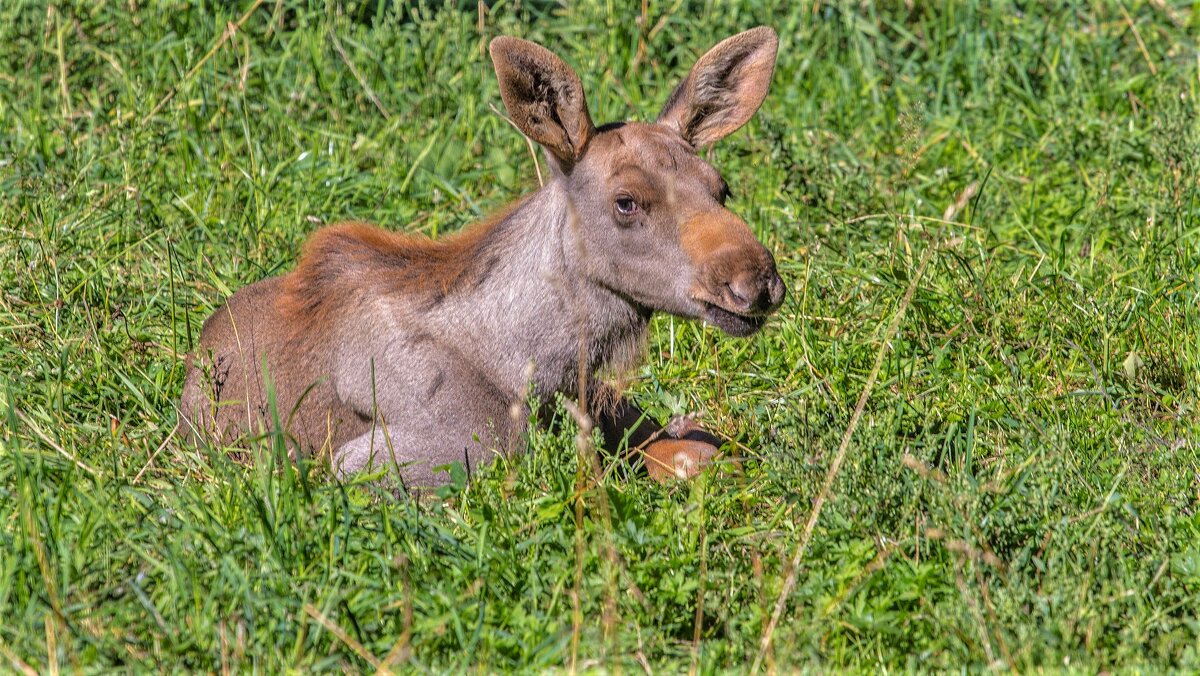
1 0 1198 671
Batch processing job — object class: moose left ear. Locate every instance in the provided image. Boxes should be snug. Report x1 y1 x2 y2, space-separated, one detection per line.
658 26 778 149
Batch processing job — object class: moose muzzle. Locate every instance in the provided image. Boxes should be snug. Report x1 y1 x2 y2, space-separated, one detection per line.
684 212 786 337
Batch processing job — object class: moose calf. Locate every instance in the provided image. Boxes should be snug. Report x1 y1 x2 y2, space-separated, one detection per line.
178 27 786 487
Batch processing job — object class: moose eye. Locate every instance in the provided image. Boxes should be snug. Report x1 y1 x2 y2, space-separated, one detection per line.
614 196 639 217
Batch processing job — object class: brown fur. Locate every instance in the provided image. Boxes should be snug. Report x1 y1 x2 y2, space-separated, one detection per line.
679 212 759 263
178 28 786 487
279 199 529 328
491 37 595 169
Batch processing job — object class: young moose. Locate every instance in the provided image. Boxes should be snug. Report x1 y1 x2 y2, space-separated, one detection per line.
178 27 786 487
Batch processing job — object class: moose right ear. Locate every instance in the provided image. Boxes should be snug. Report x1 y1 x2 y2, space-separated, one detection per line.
657 26 778 149
489 36 596 171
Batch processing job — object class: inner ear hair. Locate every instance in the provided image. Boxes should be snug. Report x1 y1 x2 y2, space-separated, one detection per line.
490 36 596 169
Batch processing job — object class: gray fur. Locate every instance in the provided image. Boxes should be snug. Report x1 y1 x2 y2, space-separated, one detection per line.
177 28 785 487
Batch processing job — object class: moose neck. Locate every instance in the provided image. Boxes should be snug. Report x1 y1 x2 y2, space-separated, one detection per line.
425 179 650 400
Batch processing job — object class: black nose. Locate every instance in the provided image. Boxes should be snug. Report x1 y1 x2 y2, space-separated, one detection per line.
726 268 786 314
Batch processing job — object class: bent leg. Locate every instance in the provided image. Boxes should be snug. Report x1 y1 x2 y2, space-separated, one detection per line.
588 383 729 482
335 420 513 488
332 345 523 489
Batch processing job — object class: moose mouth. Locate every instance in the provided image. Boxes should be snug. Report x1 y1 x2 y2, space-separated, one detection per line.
702 302 769 337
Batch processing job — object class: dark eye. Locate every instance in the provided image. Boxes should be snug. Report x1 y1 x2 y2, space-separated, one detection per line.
614 196 639 216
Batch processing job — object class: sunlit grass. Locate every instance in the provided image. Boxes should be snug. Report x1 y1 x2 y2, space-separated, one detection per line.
1 0 1198 671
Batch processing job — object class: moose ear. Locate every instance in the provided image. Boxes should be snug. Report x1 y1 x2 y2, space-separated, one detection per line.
658 26 778 149
490 36 596 171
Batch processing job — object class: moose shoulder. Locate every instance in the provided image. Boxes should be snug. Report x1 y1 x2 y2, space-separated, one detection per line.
177 27 786 487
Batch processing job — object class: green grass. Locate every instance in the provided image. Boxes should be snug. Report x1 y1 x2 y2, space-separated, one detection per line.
2 0 1199 671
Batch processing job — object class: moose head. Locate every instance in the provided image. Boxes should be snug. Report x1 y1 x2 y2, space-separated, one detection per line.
489 27 786 337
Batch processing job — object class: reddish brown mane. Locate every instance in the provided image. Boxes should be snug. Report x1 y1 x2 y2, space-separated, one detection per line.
278 199 527 329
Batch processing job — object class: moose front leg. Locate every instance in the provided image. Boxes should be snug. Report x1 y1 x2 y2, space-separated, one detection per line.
588 384 728 482
642 416 729 482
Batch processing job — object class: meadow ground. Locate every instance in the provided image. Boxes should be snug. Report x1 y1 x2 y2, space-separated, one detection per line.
2 0 1199 671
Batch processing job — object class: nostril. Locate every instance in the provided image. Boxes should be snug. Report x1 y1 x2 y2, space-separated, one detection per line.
768 273 786 307
726 281 750 307
726 270 783 313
